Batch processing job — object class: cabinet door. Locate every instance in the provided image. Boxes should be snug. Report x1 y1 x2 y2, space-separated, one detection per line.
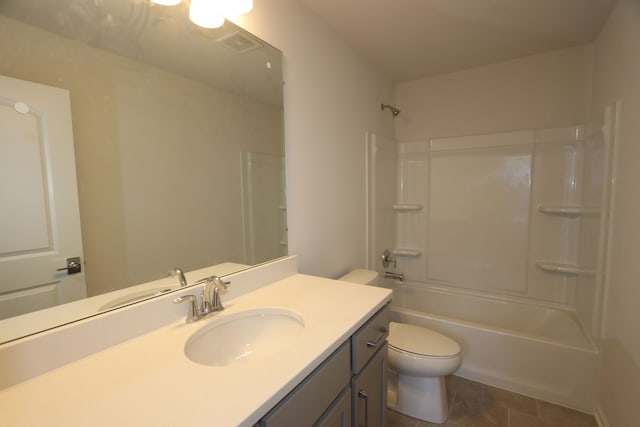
259 343 351 427
352 342 387 427
314 386 351 427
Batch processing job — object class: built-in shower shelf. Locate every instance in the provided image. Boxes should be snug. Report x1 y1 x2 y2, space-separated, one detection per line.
538 205 600 217
392 248 422 257
535 261 596 276
393 204 423 212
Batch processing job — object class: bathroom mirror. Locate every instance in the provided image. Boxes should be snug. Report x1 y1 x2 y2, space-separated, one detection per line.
0 0 286 343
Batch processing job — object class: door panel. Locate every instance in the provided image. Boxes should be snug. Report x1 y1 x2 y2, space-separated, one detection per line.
0 105 50 253
0 74 85 319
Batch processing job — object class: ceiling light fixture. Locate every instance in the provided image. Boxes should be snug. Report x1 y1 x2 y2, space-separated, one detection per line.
189 0 225 28
151 0 253 29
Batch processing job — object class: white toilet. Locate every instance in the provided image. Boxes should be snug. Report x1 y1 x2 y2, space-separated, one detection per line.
339 269 462 424
387 321 461 423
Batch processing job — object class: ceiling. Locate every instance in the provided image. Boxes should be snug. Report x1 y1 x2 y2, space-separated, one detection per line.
299 0 617 82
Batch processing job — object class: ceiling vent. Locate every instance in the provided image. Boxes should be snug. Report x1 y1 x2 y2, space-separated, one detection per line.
216 31 262 53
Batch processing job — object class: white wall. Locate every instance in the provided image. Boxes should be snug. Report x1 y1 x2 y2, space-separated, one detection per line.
591 1 640 425
395 45 593 141
234 0 395 278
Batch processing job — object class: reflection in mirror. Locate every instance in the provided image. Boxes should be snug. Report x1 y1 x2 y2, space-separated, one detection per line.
0 0 286 343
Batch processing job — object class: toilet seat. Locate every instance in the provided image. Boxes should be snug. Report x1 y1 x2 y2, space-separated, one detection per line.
389 322 461 359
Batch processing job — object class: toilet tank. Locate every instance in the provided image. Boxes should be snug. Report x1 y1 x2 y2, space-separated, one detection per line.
338 269 378 285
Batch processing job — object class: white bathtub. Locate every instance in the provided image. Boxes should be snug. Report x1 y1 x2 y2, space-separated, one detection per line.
382 280 598 412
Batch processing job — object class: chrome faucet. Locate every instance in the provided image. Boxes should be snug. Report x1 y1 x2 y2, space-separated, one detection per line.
201 276 230 313
169 267 188 287
173 276 230 323
384 271 404 281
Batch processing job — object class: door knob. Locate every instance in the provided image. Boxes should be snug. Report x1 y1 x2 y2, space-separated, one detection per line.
57 257 82 275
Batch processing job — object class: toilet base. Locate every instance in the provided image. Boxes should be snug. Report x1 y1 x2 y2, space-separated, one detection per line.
391 373 449 424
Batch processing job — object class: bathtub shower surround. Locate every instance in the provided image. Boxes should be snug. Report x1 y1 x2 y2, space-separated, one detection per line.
389 115 613 335
366 105 616 412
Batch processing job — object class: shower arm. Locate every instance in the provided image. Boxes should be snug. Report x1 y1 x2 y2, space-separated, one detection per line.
381 103 400 117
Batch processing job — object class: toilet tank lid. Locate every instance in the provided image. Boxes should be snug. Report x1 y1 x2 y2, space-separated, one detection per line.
338 269 378 285
389 322 461 357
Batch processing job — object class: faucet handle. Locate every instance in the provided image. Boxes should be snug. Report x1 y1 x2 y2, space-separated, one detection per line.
195 275 231 288
211 276 230 291
173 295 201 322
202 276 231 313
381 249 397 269
169 267 188 287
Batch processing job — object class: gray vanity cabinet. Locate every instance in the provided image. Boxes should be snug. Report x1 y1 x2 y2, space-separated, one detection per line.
257 305 389 427
315 386 352 427
352 342 387 427
258 342 351 427
351 306 389 427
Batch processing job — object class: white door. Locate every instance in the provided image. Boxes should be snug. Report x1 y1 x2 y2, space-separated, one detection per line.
0 74 85 320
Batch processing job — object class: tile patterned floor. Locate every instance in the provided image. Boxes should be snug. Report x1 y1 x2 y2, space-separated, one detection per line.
386 376 598 427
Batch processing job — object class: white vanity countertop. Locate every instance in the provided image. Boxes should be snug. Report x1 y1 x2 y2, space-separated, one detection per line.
0 273 391 427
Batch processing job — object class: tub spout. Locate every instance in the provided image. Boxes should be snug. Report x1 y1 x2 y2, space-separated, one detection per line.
384 271 404 281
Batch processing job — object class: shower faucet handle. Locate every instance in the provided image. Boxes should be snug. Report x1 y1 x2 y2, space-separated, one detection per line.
382 249 396 269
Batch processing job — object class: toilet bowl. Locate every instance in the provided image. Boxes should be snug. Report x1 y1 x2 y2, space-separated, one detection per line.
388 322 461 423
338 269 462 424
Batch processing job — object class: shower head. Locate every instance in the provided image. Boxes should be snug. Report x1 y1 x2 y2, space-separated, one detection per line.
381 103 400 117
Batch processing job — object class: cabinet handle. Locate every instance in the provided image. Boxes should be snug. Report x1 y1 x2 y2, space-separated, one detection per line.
366 326 388 348
357 389 369 427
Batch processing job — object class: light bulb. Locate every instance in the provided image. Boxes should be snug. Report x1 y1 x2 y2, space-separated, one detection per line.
189 0 225 28
151 0 182 6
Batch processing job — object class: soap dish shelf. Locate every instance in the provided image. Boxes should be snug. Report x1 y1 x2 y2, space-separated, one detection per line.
392 248 422 257
537 205 600 217
535 261 596 276
393 204 423 212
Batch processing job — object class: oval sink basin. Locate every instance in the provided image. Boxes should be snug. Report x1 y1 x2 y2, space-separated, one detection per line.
185 308 305 366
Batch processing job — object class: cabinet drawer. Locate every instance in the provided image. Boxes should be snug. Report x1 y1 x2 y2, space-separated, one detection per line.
259 342 351 427
351 305 389 374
